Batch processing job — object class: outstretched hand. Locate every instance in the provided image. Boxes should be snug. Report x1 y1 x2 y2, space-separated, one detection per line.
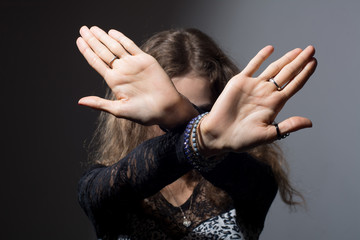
76 26 196 128
199 45 317 156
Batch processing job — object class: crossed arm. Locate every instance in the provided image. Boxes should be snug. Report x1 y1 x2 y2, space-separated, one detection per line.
76 26 317 155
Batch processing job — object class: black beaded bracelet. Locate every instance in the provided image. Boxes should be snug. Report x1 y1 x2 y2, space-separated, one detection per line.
183 113 224 172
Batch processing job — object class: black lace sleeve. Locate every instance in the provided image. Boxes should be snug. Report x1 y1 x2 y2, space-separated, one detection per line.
78 129 192 238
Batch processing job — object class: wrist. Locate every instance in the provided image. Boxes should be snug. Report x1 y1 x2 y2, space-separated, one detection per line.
160 94 198 130
197 115 225 157
183 113 226 172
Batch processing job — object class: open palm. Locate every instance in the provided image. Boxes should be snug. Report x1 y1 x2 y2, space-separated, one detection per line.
77 26 195 128
200 45 317 155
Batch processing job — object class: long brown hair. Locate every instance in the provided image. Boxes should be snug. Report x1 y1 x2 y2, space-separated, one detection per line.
88 28 303 206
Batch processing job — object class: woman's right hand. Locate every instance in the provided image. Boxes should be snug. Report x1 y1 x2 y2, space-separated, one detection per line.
76 26 197 129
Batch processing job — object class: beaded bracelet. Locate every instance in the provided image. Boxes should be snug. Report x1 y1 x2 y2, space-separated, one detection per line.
183 113 224 172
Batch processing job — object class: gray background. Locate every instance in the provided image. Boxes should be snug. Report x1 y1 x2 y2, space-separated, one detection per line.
1 0 359 239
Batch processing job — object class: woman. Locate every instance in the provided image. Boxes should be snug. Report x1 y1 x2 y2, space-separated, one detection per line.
76 26 317 240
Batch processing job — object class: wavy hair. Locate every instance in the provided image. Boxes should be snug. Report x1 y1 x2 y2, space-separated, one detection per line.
88 28 303 206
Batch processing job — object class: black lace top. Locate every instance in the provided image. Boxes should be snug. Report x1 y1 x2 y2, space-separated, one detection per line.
78 129 278 240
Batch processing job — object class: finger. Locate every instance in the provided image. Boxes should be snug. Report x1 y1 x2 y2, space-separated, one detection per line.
78 96 125 116
258 48 302 81
282 57 317 99
89 26 128 57
273 116 312 140
76 36 109 77
241 45 274 77
108 29 143 55
80 26 117 66
273 45 316 89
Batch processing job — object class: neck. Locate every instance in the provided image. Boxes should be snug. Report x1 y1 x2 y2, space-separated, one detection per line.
161 172 199 207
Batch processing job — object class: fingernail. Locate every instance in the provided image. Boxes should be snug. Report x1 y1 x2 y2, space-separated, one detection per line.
80 26 90 36
90 26 99 33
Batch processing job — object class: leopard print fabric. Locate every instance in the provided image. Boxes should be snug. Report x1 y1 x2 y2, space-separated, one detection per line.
184 209 243 239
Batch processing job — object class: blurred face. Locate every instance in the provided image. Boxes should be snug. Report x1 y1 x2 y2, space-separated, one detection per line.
152 73 213 136
172 73 213 111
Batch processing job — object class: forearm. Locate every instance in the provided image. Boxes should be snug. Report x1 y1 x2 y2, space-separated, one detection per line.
78 129 191 212
116 129 192 196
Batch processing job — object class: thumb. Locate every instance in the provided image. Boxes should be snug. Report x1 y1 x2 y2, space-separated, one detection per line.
277 116 313 136
78 96 125 116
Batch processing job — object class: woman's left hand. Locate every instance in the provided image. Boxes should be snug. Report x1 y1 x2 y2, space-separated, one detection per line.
199 45 317 156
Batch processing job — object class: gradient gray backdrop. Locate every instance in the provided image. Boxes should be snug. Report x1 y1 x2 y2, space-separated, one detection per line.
2 0 359 239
